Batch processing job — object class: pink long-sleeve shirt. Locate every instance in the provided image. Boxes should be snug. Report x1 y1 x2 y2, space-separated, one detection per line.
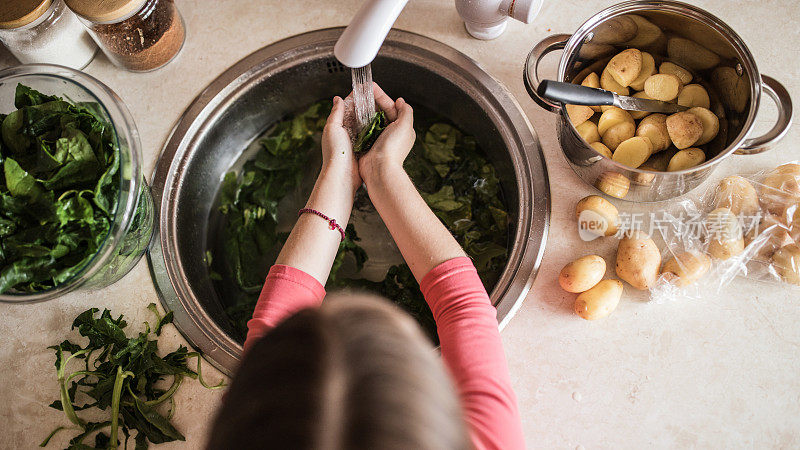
243 257 525 450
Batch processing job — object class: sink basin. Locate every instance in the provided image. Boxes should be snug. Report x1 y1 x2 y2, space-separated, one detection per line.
148 28 550 375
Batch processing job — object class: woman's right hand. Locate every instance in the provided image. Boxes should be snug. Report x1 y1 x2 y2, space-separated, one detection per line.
358 85 416 186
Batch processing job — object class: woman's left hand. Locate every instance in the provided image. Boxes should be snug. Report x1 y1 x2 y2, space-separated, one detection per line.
322 96 361 194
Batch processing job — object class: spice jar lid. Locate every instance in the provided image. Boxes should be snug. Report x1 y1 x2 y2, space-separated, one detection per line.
0 0 52 29
64 0 147 23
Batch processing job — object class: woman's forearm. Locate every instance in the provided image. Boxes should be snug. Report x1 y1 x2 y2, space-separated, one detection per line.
275 166 355 284
364 164 466 282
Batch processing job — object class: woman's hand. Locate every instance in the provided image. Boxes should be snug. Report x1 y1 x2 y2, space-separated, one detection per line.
322 96 362 195
358 86 415 186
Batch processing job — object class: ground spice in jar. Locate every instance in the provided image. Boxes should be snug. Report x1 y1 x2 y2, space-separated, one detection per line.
65 0 185 72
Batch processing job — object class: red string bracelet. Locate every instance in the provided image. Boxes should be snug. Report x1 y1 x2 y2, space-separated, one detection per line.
298 208 346 241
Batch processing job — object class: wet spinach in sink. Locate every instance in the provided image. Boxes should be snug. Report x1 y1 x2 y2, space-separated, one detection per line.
210 100 510 342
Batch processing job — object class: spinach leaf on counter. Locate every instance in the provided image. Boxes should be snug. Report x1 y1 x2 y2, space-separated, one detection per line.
212 101 509 343
353 111 387 153
0 84 120 294
42 304 225 449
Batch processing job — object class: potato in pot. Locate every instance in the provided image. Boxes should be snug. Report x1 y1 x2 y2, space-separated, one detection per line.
667 148 705 172
606 48 643 87
613 136 653 169
666 111 703 149
644 73 682 102
635 113 670 152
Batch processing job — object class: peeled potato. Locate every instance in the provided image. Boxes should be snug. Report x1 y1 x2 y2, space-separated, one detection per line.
688 106 719 145
715 175 759 216
706 207 744 260
616 231 661 290
644 74 682 101
629 91 652 120
576 120 601 144
598 107 634 136
567 104 595 126
677 84 710 109
574 279 623 320
582 72 602 112
659 61 692 85
596 171 630 199
602 121 636 150
666 111 703 149
590 141 613 159
661 251 712 287
606 48 643 87
576 195 620 236
772 244 800 285
559 255 607 293
712 66 749 113
601 68 630 96
667 37 721 71
635 113 670 152
667 148 705 171
629 52 656 91
625 15 663 48
613 136 653 168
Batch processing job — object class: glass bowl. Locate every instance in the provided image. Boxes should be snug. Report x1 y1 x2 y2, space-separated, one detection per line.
0 64 154 303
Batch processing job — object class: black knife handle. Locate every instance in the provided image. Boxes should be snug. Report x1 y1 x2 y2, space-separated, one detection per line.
537 80 615 107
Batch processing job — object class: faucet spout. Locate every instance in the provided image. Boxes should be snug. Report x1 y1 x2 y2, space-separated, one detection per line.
334 0 409 68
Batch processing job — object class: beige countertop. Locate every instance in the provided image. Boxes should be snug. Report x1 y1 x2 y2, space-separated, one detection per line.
1 0 799 448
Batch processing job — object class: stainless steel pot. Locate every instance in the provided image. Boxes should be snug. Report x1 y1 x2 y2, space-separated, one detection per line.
524 0 793 202
148 28 550 375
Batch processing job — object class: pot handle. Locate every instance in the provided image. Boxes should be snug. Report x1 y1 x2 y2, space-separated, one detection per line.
734 75 793 155
523 34 571 113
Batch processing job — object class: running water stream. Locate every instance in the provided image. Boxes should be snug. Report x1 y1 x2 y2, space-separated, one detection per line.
351 64 376 131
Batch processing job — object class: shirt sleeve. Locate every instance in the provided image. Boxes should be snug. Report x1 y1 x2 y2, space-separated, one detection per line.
420 257 525 450
243 264 326 354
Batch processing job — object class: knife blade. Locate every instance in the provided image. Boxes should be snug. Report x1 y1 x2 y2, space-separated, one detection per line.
537 80 687 114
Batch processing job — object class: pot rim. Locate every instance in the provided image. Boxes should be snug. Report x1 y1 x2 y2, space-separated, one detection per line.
558 0 761 176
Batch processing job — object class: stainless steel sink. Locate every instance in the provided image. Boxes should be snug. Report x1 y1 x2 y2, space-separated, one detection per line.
148 28 550 376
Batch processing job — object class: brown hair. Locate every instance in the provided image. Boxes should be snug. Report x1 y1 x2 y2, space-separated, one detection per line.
207 293 470 450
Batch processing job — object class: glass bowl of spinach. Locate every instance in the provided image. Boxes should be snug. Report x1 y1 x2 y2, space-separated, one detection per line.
0 64 154 303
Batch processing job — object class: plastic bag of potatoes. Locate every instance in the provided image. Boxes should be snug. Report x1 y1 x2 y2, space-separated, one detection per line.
650 162 800 302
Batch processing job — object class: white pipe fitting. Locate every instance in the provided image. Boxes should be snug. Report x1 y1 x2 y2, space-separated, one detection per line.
455 0 543 40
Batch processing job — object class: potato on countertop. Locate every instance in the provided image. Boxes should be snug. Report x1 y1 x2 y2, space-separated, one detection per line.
559 255 607 293
616 231 661 290
596 171 630 199
576 195 620 237
772 244 800 285
706 207 745 260
715 175 759 216
574 279 623 320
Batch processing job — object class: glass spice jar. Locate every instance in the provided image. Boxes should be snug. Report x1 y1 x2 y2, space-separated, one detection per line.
64 0 185 72
0 0 97 69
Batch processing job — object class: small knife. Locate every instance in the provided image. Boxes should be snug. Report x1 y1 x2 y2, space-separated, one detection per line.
537 80 687 114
